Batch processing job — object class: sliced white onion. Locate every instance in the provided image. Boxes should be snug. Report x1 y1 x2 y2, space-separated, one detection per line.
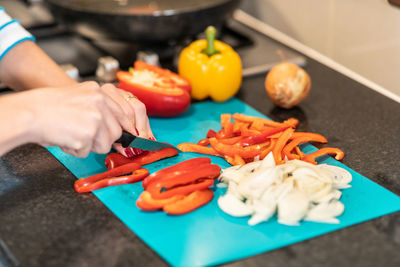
216 152 351 226
218 193 253 217
277 190 309 226
305 200 344 224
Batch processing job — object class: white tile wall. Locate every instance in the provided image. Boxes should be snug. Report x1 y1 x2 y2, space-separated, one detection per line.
242 0 400 97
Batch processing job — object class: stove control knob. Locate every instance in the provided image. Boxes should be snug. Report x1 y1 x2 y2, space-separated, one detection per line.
60 64 80 81
96 56 119 83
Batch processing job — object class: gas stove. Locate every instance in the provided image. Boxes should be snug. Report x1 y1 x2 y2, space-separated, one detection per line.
0 0 305 87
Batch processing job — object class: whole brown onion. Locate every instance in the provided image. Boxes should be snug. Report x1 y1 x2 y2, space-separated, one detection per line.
265 62 311 109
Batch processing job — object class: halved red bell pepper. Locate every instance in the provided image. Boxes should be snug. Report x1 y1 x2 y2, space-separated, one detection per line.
134 61 191 92
75 168 149 193
117 62 191 117
163 189 214 215
105 147 178 170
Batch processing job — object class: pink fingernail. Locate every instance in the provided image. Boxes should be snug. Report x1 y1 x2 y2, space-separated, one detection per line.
133 148 144 155
125 147 134 158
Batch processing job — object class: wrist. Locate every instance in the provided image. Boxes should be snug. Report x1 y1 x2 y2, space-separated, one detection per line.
0 92 37 155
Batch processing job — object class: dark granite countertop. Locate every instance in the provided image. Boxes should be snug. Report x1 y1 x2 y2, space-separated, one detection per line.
1 28 400 267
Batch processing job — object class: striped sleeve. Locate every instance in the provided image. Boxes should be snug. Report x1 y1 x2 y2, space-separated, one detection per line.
0 7 35 61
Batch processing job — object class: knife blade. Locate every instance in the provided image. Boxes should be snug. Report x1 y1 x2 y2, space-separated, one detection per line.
115 131 180 152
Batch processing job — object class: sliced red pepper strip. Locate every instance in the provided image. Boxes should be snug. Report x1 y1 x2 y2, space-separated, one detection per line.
105 147 178 170
224 155 236 165
273 127 294 165
270 132 325 140
75 162 141 189
136 190 185 211
146 164 220 199
177 143 221 157
239 126 289 147
234 154 246 166
209 138 263 158
197 138 210 146
249 120 265 131
221 114 234 137
283 134 328 160
218 136 244 145
295 146 306 158
260 139 277 160
142 157 212 188
239 124 261 137
302 147 345 164
163 189 214 215
284 118 299 128
148 178 214 200
206 129 217 138
232 121 248 134
232 113 285 128
75 168 149 193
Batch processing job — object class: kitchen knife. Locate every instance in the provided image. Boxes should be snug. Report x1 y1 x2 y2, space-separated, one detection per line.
115 131 180 152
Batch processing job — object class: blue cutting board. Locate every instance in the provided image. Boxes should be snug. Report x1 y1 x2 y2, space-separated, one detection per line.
47 98 400 266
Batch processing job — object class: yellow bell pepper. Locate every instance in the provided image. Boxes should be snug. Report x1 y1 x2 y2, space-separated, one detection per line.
178 26 242 102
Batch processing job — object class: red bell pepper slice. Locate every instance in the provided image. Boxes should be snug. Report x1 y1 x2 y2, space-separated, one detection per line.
117 64 190 117
303 147 345 164
283 134 328 160
163 189 214 215
272 127 294 165
142 157 212 188
177 143 221 157
209 138 264 158
75 162 141 189
238 125 289 147
148 178 214 200
105 147 178 170
136 190 185 211
197 138 210 146
146 163 220 199
75 168 149 193
206 129 217 138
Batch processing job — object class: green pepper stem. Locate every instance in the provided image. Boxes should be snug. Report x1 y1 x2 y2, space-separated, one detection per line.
202 26 220 56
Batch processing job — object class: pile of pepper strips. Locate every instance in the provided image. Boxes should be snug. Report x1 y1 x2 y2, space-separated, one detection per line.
74 113 344 215
178 113 344 166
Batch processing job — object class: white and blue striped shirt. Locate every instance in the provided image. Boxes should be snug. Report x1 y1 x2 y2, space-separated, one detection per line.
0 7 35 61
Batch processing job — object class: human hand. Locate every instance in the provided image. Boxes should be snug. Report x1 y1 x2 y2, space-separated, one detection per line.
26 82 123 157
100 84 155 157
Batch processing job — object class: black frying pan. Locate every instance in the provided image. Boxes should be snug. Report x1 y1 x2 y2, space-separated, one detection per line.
45 0 241 44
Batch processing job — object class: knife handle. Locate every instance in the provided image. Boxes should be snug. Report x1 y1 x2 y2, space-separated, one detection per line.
115 130 137 148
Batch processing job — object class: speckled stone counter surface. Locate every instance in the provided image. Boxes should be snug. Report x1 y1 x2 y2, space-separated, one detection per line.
1 56 399 266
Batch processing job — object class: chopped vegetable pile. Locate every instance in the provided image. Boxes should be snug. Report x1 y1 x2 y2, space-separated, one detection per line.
218 152 352 226
178 113 344 166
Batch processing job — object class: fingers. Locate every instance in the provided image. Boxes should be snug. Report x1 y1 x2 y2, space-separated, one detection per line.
100 84 136 134
129 97 153 139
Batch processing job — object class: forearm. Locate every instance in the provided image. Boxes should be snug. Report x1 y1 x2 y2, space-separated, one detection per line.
0 92 37 155
0 41 77 91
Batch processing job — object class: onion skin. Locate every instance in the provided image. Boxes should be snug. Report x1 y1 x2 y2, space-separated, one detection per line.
265 62 311 109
